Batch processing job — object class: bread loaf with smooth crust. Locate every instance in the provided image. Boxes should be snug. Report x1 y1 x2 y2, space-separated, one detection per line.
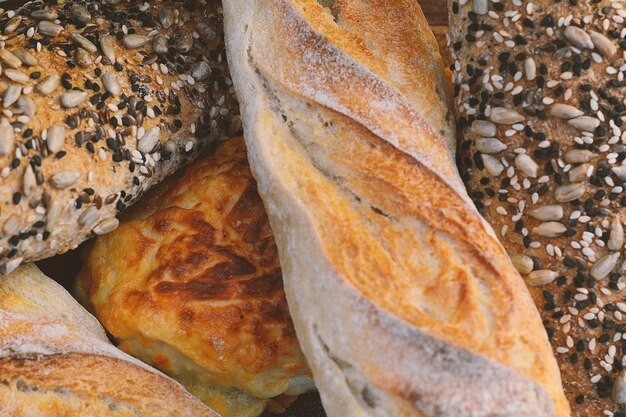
224 0 569 416
75 137 314 417
0 0 239 273
449 0 626 415
0 264 220 417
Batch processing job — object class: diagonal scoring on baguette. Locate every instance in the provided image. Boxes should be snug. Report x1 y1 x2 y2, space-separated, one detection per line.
224 0 570 416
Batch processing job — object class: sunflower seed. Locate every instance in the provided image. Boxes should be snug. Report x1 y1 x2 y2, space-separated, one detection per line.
0 50 21 69
46 124 66 153
476 138 507 154
152 33 169 55
177 33 194 53
563 149 597 163
138 127 161 154
192 61 211 81
473 0 489 15
609 218 624 251
5 34 25 47
529 205 564 221
591 252 620 280
75 47 93 67
564 26 593 49
38 20 63 37
490 107 524 124
99 35 116 63
470 120 497 137
515 154 538 177
71 33 98 54
51 171 80 189
555 183 585 202
568 116 600 132
0 258 23 275
12 49 38 66
79 206 99 228
524 57 536 81
102 73 121 95
159 8 175 28
17 96 35 117
197 22 217 40
569 163 592 182
123 34 150 49
47 200 61 227
550 103 584 119
61 90 88 108
0 123 14 155
590 30 617 57
93 217 120 235
71 4 91 23
36 73 59 95
4 84 22 107
22 165 36 197
4 69 29 84
4 16 21 34
2 214 21 235
612 166 626 181
613 371 626 404
533 222 567 238
526 270 558 286
31 9 58 20
510 253 533 274
482 154 504 176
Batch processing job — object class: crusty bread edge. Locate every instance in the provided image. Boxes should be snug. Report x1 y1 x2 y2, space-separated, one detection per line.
223 1 557 416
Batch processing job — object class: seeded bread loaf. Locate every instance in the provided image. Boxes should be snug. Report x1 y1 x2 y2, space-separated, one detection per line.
449 0 626 415
0 264 220 416
224 0 569 416
75 137 314 417
0 0 239 274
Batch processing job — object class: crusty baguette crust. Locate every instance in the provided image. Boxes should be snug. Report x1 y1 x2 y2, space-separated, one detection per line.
0 0 239 273
224 0 569 416
0 264 219 417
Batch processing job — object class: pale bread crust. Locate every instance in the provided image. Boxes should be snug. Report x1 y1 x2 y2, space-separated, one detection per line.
223 0 569 416
0 264 219 417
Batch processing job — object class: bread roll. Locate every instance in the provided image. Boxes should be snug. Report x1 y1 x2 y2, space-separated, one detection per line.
76 137 313 417
0 264 219 416
449 0 626 415
224 0 569 416
0 0 239 273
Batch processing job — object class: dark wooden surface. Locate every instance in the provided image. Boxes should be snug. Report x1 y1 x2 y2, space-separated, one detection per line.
37 1 448 416
422 0 448 26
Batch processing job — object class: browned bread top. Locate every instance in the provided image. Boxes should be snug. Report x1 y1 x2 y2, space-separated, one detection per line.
0 0 239 273
224 0 569 416
449 0 626 415
76 138 313 417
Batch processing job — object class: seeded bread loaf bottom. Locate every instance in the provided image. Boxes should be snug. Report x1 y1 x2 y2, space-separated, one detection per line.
449 0 626 415
0 0 239 273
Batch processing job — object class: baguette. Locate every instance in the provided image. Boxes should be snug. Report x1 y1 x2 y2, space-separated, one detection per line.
0 264 219 417
0 0 239 273
449 0 626 415
224 0 569 416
